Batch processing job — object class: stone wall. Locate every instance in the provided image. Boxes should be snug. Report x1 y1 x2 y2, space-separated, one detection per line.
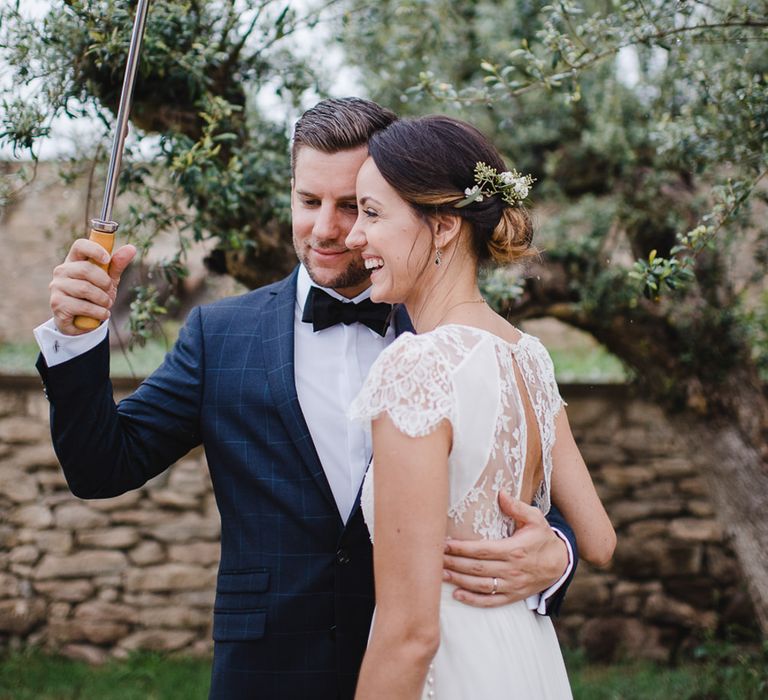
556 386 755 661
0 376 756 664
0 162 244 345
0 376 218 664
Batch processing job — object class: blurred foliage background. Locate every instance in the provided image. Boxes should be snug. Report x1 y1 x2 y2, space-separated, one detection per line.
1 0 767 632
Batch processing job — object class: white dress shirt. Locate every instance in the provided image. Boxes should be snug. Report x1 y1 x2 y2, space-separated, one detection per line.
294 266 395 522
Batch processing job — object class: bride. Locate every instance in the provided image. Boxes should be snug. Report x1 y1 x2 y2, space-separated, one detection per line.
346 115 616 699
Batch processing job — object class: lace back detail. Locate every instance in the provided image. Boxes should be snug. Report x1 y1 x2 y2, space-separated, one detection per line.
350 326 564 542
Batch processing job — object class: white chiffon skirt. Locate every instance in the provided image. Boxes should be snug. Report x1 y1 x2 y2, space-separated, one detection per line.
421 583 572 699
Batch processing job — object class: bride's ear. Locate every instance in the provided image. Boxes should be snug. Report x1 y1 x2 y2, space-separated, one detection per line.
431 213 463 250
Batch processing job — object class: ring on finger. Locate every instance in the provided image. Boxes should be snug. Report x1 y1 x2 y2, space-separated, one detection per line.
491 577 498 595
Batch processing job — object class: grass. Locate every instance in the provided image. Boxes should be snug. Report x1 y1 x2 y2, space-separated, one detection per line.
548 344 627 383
108 337 174 378
519 317 629 383
0 343 40 376
0 650 211 700
1 645 766 700
0 336 172 379
565 644 768 700
1 323 628 383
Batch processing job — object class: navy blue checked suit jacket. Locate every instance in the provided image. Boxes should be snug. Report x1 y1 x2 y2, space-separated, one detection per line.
36 267 577 700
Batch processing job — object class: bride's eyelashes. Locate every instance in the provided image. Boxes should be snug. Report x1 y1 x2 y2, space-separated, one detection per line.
363 208 379 219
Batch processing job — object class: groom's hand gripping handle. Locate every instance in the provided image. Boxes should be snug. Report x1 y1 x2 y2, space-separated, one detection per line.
72 222 117 330
51 236 136 336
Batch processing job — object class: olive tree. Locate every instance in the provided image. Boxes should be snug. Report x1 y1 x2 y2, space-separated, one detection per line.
339 0 768 632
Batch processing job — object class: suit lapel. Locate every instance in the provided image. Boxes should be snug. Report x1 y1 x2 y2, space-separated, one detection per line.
393 304 415 336
262 268 338 514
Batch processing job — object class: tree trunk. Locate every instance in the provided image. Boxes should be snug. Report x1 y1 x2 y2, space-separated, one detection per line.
505 259 768 635
672 412 768 633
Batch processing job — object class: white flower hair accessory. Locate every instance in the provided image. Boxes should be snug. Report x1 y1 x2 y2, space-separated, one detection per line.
456 162 536 208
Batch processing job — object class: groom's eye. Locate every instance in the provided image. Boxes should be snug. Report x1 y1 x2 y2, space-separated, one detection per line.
341 201 358 212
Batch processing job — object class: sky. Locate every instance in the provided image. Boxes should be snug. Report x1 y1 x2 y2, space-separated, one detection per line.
0 0 361 159
1 1 642 160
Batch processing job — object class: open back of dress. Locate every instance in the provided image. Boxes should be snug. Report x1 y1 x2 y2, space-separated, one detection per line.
351 324 564 543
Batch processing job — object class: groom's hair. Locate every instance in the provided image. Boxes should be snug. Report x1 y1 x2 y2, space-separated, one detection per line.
291 97 397 174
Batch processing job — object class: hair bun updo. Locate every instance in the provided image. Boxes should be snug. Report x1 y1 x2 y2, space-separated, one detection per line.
367 115 536 266
487 205 534 265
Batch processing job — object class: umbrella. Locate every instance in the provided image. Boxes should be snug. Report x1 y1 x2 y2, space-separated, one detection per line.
74 0 151 330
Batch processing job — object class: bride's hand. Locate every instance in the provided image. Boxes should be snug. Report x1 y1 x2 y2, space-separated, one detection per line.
442 494 568 607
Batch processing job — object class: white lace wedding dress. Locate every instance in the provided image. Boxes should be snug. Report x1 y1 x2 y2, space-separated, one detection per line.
350 324 572 699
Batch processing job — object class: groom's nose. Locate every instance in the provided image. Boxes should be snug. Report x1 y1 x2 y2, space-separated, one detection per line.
312 204 344 242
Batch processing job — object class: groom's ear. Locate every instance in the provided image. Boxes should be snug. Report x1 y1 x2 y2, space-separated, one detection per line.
431 213 463 250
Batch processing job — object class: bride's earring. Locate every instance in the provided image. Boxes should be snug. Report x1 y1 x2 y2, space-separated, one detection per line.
434 247 443 266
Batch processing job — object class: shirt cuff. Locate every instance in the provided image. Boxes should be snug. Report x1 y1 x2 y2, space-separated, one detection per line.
525 527 574 615
33 318 109 367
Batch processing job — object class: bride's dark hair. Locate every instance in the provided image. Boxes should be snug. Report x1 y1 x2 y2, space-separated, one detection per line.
367 116 534 265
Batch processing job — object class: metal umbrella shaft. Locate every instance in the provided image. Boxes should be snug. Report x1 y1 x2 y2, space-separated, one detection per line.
74 0 151 331
93 0 152 233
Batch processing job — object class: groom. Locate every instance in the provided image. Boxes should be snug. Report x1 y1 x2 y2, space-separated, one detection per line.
35 97 577 699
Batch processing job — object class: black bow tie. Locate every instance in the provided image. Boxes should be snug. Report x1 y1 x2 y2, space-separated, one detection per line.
302 286 392 337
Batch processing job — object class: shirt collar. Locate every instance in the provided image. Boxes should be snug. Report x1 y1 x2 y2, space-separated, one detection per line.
296 264 373 313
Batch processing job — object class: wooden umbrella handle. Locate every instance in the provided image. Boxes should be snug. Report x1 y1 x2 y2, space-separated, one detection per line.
73 228 116 331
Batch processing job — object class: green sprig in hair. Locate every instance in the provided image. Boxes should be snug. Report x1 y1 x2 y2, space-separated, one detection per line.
456 162 535 208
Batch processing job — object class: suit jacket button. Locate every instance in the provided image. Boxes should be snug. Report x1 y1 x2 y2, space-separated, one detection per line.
336 548 350 565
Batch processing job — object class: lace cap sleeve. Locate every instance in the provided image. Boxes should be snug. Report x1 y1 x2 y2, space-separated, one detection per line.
349 332 454 438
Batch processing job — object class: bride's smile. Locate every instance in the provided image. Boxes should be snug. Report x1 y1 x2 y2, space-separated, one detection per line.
346 157 433 307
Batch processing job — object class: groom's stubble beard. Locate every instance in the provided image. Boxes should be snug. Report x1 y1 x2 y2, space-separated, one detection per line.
295 240 372 292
